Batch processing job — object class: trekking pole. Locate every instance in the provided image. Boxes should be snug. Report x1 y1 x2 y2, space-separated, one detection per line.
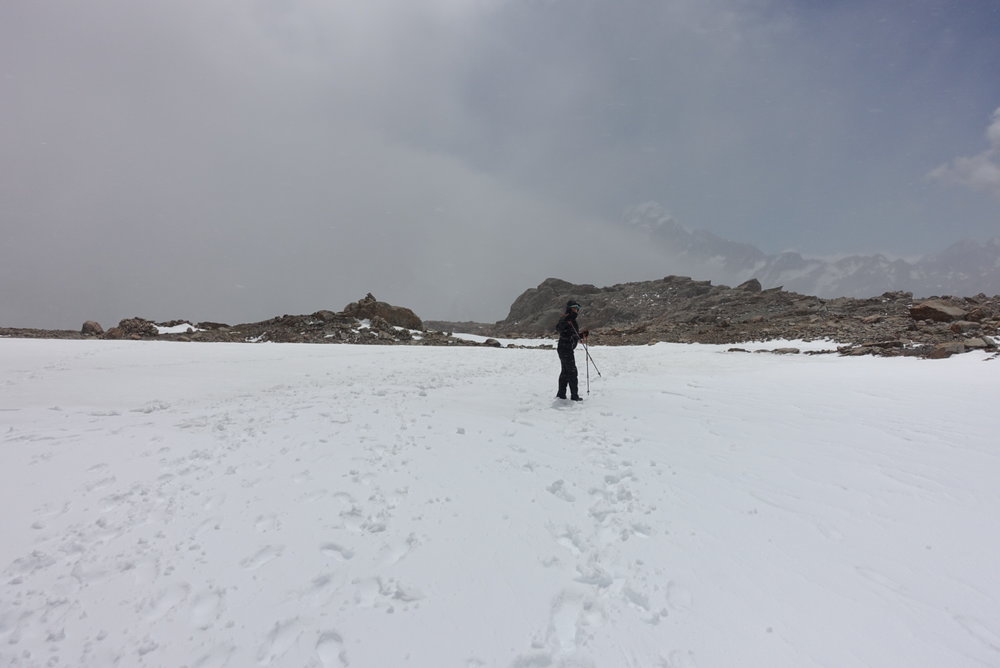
572 321 602 393
581 340 602 378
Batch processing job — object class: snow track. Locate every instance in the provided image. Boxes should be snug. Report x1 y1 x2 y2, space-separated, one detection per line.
1 339 999 667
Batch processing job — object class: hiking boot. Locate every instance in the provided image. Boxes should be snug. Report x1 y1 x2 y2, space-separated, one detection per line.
556 394 567 400
570 396 583 401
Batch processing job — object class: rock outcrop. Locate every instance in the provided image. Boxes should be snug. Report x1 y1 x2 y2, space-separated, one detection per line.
104 317 159 340
462 276 1000 359
342 293 424 331
2 294 486 347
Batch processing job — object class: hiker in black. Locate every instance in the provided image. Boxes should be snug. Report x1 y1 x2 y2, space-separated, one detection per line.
555 300 588 401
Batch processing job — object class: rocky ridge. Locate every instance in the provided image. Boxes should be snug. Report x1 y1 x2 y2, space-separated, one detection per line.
5 280 1000 359
434 276 1000 359
0 294 509 349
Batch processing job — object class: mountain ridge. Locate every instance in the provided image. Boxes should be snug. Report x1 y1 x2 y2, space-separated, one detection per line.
621 202 1000 299
4 279 999 359
462 274 1000 359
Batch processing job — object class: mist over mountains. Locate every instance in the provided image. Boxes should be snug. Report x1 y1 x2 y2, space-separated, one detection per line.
623 202 1000 298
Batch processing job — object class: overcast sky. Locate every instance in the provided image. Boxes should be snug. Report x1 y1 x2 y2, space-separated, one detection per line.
3 0 1000 328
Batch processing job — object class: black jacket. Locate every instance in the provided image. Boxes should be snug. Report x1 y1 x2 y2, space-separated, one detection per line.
555 312 580 350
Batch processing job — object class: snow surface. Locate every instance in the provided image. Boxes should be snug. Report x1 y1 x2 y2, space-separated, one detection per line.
2 338 999 668
155 323 201 335
450 332 553 347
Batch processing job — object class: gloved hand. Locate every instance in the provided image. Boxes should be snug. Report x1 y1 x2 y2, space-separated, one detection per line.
580 329 590 340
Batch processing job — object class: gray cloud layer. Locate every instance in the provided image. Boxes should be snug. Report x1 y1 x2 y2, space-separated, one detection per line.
3 0 1000 327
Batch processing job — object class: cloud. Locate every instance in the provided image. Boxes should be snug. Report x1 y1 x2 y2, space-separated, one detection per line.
5 0 1000 328
928 107 1000 198
1 0 793 328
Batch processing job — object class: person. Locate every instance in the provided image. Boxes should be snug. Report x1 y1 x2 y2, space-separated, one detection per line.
555 300 588 401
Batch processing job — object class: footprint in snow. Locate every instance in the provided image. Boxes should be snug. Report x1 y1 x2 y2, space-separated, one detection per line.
192 644 235 668
143 583 190 622
190 588 225 629
254 514 280 533
256 618 302 664
353 577 424 608
302 574 341 608
548 593 583 652
552 525 587 556
546 480 576 502
240 545 284 570
194 516 222 539
316 631 349 668
664 649 699 667
545 590 604 654
623 586 651 613
378 533 419 566
203 493 227 511
84 475 117 493
320 543 355 560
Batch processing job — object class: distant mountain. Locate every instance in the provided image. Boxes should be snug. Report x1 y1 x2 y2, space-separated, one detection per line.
622 202 1000 298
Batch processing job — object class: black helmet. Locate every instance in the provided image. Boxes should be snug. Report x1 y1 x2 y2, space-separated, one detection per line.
566 300 581 312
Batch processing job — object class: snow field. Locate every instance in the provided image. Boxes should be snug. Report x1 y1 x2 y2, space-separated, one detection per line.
1 339 999 667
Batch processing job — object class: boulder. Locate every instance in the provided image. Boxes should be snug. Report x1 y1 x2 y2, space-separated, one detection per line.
949 320 978 332
909 300 968 322
343 294 423 331
735 278 762 292
926 342 966 359
81 320 104 336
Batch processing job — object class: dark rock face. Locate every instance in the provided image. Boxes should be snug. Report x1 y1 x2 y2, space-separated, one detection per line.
501 278 604 334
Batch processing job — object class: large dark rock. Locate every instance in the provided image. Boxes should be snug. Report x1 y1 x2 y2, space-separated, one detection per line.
81 320 104 336
342 293 423 331
909 300 968 322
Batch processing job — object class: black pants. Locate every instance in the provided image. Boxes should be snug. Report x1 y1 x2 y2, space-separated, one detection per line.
557 345 579 398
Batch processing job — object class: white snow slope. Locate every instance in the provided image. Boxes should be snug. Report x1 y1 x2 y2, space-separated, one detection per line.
1 339 999 668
